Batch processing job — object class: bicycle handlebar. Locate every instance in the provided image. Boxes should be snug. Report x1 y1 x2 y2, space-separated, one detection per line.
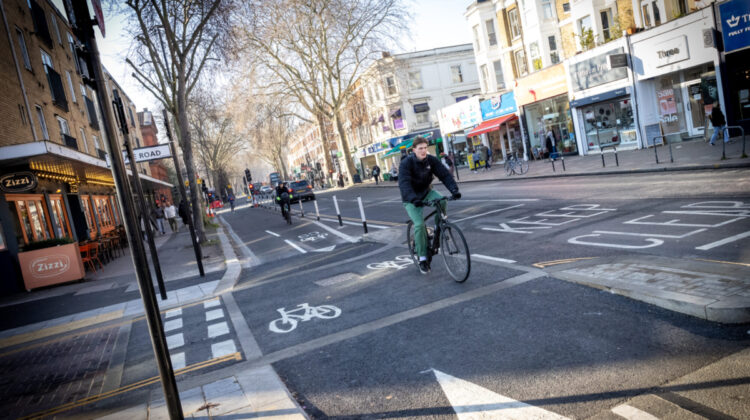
422 196 458 207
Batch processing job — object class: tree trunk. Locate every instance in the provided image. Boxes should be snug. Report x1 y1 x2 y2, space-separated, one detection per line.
315 113 334 186
177 70 206 242
333 112 357 185
278 153 289 181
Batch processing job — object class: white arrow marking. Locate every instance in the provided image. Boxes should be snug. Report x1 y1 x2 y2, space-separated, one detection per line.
312 245 336 252
432 369 570 419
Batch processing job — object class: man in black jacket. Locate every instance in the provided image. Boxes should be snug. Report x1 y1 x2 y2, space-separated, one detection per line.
399 136 460 274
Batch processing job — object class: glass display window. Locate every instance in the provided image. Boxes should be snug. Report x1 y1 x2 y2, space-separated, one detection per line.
6 194 54 244
581 97 636 149
80 195 97 238
524 95 577 156
49 194 72 238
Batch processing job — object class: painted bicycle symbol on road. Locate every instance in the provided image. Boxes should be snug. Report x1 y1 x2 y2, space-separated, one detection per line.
299 232 328 242
366 255 413 271
268 303 342 333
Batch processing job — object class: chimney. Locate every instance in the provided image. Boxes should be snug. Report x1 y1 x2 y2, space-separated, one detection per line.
382 51 391 58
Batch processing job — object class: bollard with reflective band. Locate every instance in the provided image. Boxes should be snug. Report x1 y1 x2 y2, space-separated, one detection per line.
333 195 343 226
357 196 368 234
313 199 320 221
299 199 304 217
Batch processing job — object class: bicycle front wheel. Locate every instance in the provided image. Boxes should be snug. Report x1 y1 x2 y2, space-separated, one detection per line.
439 222 471 282
406 221 418 266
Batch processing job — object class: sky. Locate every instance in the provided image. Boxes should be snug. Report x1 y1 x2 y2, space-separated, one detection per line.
54 0 473 120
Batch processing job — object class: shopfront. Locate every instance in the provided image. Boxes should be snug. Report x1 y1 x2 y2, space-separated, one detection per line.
718 0 750 130
566 40 640 154
515 63 577 158
630 8 723 144
465 91 520 162
437 97 483 165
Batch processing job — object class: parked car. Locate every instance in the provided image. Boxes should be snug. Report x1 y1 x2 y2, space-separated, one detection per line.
259 185 273 194
288 180 315 202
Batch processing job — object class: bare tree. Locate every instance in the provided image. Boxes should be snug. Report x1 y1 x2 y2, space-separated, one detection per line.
233 0 409 185
120 0 229 241
246 101 295 182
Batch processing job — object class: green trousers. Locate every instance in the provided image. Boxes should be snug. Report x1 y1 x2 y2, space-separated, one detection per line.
403 190 446 258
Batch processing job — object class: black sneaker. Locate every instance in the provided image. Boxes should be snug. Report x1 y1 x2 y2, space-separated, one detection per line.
418 260 430 274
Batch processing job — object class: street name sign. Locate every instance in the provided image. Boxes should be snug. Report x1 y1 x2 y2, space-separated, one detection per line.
105 144 173 167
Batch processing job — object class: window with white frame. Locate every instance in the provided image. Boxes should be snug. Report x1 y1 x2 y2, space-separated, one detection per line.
66 71 76 103
472 24 480 50
480 64 489 92
40 49 53 71
80 83 87 98
485 19 497 46
80 127 89 153
514 49 528 77
385 76 396 95
35 106 49 140
56 116 70 139
49 12 62 45
451 65 463 83
15 28 32 70
493 60 505 90
600 9 613 40
93 135 100 150
508 9 522 40
408 71 423 90
542 0 554 19
548 36 560 64
530 42 541 70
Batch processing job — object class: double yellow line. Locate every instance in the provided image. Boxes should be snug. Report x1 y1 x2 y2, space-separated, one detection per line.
21 352 242 420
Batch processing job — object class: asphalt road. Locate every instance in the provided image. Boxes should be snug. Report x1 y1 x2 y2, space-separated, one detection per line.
220 168 750 419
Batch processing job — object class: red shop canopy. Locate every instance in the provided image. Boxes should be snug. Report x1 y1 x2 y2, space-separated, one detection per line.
466 114 517 138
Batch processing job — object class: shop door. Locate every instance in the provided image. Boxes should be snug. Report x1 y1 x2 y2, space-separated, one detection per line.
682 80 706 137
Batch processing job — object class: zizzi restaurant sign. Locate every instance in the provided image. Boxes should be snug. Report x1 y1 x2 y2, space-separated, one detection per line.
0 172 37 193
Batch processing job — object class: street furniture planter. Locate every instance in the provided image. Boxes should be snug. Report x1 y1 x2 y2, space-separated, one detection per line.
18 242 86 291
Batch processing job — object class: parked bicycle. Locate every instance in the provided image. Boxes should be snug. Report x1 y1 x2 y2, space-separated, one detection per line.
504 152 529 176
406 197 470 282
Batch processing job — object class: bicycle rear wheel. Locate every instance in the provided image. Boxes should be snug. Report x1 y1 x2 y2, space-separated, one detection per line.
517 159 529 174
439 221 471 282
285 204 292 224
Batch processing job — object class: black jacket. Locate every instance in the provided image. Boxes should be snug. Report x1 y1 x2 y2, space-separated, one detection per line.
398 154 458 203
710 107 726 127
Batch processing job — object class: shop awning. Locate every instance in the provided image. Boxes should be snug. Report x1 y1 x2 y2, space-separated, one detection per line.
383 139 413 158
466 114 517 138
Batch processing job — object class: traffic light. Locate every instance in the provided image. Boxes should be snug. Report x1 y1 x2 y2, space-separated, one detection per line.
244 168 252 183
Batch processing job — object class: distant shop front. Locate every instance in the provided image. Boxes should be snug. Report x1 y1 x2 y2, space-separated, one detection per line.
437 97 483 166
515 63 578 158
465 91 520 162
630 9 724 144
718 0 750 130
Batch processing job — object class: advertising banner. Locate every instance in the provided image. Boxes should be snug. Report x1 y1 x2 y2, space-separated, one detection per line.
480 91 517 120
437 97 481 135
569 48 628 91
720 0 750 53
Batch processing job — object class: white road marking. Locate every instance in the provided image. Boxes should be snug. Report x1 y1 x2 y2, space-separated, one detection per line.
206 309 225 322
170 352 185 370
314 273 359 287
696 230 750 250
312 245 336 252
453 204 524 223
265 230 280 237
163 319 183 332
211 340 237 358
208 321 230 338
166 333 184 350
472 254 516 264
456 199 539 202
165 308 182 318
319 216 388 229
593 228 706 239
432 369 570 419
285 239 308 254
568 234 664 249
311 220 359 243
482 223 538 234
611 404 660 420
204 298 221 309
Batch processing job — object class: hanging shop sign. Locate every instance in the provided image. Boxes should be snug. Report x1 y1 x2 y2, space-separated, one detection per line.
437 96 481 135
514 63 567 105
720 0 750 53
480 91 517 120
569 48 628 91
0 172 38 193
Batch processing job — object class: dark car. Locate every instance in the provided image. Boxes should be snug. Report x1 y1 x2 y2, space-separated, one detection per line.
289 180 315 202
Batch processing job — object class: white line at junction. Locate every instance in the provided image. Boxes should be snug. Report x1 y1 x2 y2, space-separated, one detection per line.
453 204 524 223
696 230 750 250
285 239 308 254
472 254 516 264
265 230 280 237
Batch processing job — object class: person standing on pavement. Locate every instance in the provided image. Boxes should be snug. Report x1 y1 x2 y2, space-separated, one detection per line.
164 201 178 233
709 105 731 146
228 193 235 212
178 199 189 227
471 148 481 173
485 146 492 170
153 204 166 235
372 164 381 185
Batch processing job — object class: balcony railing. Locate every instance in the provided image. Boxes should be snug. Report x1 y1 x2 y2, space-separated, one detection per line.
62 134 77 150
97 149 107 160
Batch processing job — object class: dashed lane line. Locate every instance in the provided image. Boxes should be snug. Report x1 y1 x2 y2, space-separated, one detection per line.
472 254 516 264
285 239 308 254
265 230 280 237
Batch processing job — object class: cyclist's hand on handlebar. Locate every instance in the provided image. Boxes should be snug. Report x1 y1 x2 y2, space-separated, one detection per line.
411 199 424 207
451 191 462 200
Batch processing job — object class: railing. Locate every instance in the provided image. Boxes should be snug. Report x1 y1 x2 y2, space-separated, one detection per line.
600 144 619 167
549 152 565 172
652 134 681 164
62 134 77 150
98 149 107 160
719 126 747 160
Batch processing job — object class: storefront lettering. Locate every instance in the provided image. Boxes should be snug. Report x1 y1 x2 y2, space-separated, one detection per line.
0 172 38 193
657 48 680 59
30 255 70 278
569 48 627 91
720 0 750 53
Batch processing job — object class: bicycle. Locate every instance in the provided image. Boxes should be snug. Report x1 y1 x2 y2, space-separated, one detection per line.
406 197 471 282
277 196 292 224
268 303 341 333
504 152 529 176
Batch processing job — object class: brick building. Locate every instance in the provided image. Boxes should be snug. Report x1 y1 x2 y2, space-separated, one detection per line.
137 109 173 205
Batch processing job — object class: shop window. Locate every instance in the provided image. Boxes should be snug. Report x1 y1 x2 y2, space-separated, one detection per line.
508 9 522 40
80 196 96 237
7 195 54 244
16 28 32 70
493 60 505 90
473 24 480 50
451 65 463 83
600 9 612 41
408 71 423 90
49 194 72 238
480 64 489 92
485 19 497 46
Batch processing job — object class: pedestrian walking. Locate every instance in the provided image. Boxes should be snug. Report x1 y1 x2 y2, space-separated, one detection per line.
485 146 492 170
709 105 732 146
153 204 166 235
228 193 235 212
165 201 178 232
372 164 381 185
471 148 481 173
178 199 189 227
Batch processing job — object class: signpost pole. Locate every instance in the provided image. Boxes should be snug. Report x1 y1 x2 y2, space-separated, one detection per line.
113 93 167 300
163 110 204 277
62 1 183 417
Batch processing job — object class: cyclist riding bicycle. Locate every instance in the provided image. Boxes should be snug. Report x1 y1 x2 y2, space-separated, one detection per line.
398 136 461 274
275 182 292 221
